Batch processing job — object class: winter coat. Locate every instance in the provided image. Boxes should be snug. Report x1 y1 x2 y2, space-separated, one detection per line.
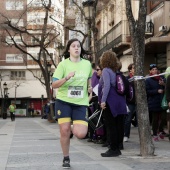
145 77 164 112
166 75 170 103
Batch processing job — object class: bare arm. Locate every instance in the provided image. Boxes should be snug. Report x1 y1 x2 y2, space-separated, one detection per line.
52 71 75 89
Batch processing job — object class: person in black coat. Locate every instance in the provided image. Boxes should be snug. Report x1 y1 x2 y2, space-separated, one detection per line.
145 64 165 141
165 67 170 138
124 63 136 142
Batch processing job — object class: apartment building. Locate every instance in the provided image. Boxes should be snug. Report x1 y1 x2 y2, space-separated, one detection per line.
0 0 64 117
64 0 90 50
96 0 170 74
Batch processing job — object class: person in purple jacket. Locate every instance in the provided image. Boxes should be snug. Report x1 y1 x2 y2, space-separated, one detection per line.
98 50 127 157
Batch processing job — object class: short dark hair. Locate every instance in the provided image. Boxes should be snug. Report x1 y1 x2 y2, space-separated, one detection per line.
128 63 134 72
149 64 157 70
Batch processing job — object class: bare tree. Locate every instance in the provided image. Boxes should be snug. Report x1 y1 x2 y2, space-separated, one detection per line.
0 0 63 122
125 0 155 156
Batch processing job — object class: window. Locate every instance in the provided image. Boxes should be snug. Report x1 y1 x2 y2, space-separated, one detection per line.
69 0 76 6
11 71 25 80
11 19 24 27
29 0 49 7
6 54 23 63
6 36 23 44
31 36 41 45
27 53 38 60
28 15 44 25
6 0 24 10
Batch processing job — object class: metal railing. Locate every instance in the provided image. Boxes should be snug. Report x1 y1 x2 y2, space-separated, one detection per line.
96 20 130 57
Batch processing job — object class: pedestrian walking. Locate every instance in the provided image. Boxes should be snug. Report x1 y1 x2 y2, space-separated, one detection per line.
52 38 92 169
98 51 127 157
9 103 16 121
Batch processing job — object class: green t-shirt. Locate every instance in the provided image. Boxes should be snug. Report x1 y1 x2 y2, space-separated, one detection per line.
9 105 16 112
53 58 92 106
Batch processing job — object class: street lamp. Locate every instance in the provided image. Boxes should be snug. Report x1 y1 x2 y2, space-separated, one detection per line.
82 0 95 52
14 82 19 104
82 0 95 20
47 62 52 73
46 61 55 121
145 19 154 36
2 82 8 119
57 43 65 61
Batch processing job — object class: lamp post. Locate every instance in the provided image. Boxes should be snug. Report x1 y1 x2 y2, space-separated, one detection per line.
46 61 55 121
14 82 19 105
57 43 65 62
3 82 8 119
82 0 95 51
145 19 154 36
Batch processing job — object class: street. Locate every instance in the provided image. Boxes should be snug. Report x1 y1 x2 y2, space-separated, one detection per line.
0 117 170 170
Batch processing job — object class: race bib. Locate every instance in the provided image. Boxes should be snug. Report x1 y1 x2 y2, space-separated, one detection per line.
68 86 84 98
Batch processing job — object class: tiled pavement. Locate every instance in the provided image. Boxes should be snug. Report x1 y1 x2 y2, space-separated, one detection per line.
0 117 170 170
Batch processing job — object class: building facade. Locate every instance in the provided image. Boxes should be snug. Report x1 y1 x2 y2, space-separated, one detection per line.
95 0 170 74
0 0 64 117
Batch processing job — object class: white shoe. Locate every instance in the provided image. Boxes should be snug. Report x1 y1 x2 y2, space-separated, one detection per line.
123 136 128 142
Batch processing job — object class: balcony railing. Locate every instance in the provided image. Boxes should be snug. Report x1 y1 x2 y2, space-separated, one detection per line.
96 20 130 57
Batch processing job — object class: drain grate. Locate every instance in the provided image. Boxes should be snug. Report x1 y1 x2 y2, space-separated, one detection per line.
0 134 7 135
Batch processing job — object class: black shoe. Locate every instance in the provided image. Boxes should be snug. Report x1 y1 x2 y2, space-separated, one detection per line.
119 143 124 150
101 149 120 157
62 158 70 169
102 143 109 147
131 120 137 127
96 139 104 144
70 133 73 139
87 138 93 142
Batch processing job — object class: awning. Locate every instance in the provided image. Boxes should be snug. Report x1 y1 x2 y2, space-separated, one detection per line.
123 36 170 55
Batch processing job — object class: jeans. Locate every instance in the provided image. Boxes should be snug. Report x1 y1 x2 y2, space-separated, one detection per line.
124 104 136 138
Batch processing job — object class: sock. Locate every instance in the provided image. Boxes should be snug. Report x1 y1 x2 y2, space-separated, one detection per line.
64 156 70 160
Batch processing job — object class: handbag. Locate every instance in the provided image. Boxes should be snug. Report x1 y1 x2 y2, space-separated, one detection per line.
161 94 168 110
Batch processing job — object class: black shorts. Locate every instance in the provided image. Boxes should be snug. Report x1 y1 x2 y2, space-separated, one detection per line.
55 99 88 126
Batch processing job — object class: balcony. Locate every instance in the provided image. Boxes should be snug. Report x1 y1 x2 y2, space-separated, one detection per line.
96 20 131 58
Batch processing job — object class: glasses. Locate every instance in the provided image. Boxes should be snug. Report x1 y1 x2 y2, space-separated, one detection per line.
150 64 156 67
96 69 101 71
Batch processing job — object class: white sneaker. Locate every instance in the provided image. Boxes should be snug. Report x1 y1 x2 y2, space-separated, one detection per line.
123 136 128 142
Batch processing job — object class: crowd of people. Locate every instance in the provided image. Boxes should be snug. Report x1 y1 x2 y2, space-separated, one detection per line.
52 38 170 169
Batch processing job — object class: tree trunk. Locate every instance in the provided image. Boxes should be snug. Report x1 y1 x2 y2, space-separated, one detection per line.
125 0 155 156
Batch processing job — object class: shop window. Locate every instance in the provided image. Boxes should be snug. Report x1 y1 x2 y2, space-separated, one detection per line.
10 71 25 80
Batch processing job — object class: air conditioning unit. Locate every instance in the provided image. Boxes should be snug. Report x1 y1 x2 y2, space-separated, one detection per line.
159 25 168 32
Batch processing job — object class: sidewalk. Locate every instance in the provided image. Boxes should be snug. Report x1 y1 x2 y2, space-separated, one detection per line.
0 117 170 170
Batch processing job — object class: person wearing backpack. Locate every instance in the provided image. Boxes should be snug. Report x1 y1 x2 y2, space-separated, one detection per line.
123 63 137 142
98 51 127 157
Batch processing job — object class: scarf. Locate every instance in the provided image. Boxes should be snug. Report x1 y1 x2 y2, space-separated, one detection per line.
149 73 161 81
